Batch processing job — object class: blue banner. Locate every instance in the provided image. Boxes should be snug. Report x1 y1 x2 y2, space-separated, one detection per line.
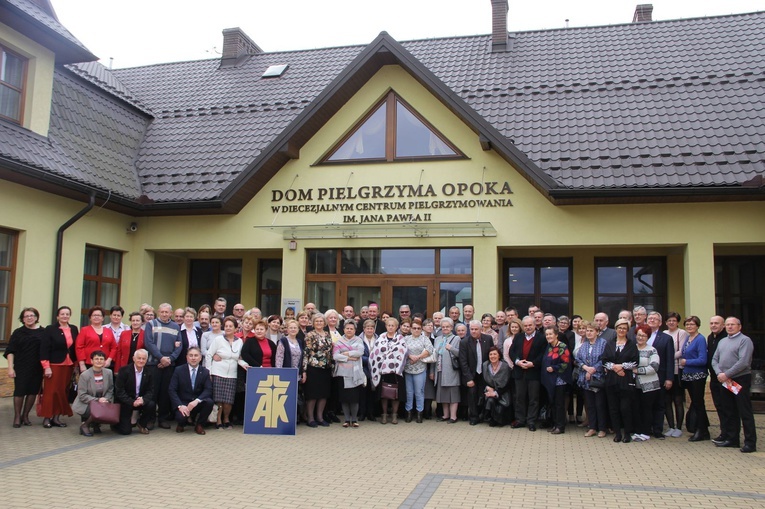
243 367 299 435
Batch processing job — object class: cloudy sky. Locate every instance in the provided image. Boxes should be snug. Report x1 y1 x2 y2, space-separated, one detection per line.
53 0 762 68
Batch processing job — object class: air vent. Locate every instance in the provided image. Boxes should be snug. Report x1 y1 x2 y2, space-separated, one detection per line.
262 64 289 78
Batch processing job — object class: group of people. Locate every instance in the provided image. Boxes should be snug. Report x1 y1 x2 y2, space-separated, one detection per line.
3 299 758 453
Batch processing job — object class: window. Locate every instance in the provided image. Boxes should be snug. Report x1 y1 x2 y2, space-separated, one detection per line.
595 257 666 324
306 248 472 314
0 228 18 344
188 259 242 315
82 246 122 325
323 91 463 163
715 256 765 365
0 45 26 123
504 259 572 317
259 259 282 317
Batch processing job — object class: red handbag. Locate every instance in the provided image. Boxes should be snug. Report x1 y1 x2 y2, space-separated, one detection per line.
89 400 120 424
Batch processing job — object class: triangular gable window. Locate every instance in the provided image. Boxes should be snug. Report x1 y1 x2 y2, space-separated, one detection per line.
324 91 463 163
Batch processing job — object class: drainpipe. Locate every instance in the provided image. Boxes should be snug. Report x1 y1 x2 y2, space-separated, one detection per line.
52 192 96 321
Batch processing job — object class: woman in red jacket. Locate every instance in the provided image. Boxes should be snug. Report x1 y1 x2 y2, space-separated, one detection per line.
116 312 144 371
76 306 117 373
40 306 79 428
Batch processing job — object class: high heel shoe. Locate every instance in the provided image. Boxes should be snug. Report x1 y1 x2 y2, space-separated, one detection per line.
51 419 67 428
79 423 93 437
43 419 52 429
13 418 21 428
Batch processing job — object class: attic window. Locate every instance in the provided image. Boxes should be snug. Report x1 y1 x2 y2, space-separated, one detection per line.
0 45 26 124
323 91 463 163
262 64 288 78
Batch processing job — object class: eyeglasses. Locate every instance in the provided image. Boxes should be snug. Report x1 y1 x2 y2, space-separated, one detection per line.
411 326 421 330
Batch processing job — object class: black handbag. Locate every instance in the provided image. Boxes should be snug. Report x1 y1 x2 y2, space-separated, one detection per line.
588 377 605 389
449 351 460 370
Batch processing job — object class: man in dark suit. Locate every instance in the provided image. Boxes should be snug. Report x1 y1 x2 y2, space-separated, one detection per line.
646 311 675 439
459 321 493 425
114 349 155 435
168 347 213 435
508 316 547 431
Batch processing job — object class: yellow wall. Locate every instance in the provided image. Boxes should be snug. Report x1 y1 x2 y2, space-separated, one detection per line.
0 23 55 136
1 64 765 330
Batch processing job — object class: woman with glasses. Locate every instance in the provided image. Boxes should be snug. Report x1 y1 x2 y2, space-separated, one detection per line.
602 318 639 443
5 307 45 427
632 324 661 442
206 316 243 429
679 315 710 441
403 319 434 423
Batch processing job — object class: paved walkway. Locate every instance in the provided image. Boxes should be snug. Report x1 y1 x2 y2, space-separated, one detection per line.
0 398 763 509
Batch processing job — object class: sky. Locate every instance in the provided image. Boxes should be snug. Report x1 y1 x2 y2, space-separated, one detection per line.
53 0 763 69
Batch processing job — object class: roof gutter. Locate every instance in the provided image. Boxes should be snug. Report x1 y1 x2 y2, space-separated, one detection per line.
549 185 765 200
52 191 95 321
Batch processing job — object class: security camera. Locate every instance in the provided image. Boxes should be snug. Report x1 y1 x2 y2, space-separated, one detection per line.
127 222 138 233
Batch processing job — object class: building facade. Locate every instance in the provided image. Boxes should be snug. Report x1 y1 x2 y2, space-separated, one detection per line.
1 1 764 363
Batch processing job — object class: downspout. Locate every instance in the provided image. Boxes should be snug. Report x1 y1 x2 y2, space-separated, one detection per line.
52 192 96 320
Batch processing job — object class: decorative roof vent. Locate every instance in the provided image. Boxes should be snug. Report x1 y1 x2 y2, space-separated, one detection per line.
220 27 262 68
490 0 510 52
632 4 653 23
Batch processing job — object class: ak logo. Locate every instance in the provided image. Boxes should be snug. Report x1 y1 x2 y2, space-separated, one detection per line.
252 374 290 428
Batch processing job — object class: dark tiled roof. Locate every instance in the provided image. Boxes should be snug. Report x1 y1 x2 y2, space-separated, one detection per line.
0 69 147 198
2 10 765 209
67 62 153 115
3 0 94 60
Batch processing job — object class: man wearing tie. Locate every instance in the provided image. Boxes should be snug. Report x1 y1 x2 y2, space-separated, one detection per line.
459 320 493 425
168 347 213 435
114 349 155 435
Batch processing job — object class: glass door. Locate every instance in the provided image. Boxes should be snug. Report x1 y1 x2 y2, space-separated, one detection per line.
391 282 431 319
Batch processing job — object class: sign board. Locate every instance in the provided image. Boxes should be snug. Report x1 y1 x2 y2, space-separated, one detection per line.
243 367 299 435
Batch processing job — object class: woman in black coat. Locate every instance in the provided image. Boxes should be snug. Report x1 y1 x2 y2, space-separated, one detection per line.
39 306 79 428
601 318 639 443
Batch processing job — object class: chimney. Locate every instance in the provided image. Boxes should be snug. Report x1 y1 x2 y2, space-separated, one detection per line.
220 27 262 68
490 0 509 52
632 4 653 23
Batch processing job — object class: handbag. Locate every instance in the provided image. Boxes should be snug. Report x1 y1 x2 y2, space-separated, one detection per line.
89 400 120 424
380 382 398 400
587 377 605 389
422 349 437 364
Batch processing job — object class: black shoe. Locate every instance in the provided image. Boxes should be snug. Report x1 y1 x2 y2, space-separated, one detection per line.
551 428 564 435
653 432 665 440
158 421 171 429
740 445 756 453
713 434 725 443
469 419 479 426
307 421 318 428
447 418 458 424
92 424 102 434
79 424 93 437
688 431 710 442
327 413 341 423
405 411 412 423
528 424 536 432
510 421 525 429
715 440 740 448
318 420 330 427
416 412 423 424
613 435 622 443
622 435 632 443
51 419 67 428
358 415 366 422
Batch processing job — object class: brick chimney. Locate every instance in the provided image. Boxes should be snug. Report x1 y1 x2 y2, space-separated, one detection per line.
632 4 653 23
220 27 262 68
490 0 509 52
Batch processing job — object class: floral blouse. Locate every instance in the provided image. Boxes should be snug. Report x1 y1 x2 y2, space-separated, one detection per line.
303 330 333 370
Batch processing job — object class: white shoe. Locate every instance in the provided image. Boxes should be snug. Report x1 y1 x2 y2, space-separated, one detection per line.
671 428 683 438
640 434 651 441
663 428 675 437
631 433 643 442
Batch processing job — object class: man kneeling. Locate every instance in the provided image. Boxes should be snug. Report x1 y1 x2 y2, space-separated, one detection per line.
169 347 213 435
115 349 155 435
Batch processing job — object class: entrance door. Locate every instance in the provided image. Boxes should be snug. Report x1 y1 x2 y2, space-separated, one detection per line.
341 279 435 318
